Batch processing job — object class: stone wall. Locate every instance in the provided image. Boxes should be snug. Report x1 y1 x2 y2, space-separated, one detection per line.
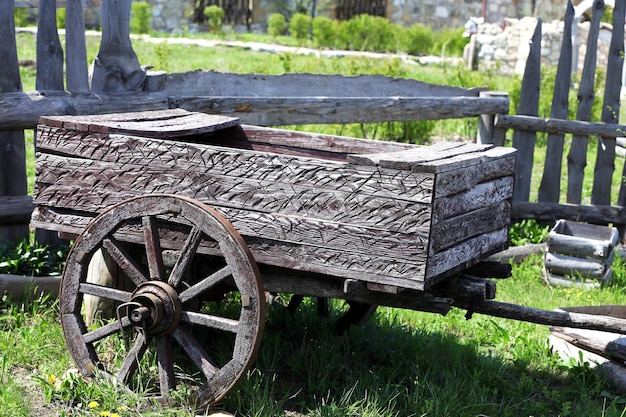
470 17 611 76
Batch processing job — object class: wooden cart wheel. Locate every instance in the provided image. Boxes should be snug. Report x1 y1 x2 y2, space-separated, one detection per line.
59 195 265 408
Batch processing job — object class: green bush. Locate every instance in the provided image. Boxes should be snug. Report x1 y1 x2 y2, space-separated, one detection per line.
14 7 29 27
56 7 66 29
0 240 68 277
267 13 287 37
431 27 469 56
204 5 225 32
130 1 152 34
337 15 399 53
312 16 336 48
289 13 311 42
404 24 434 56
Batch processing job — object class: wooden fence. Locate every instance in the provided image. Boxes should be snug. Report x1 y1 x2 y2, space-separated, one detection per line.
335 0 387 20
493 0 626 230
3 0 623 250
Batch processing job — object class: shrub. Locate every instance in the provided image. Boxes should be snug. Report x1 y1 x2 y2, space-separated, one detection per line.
56 7 66 29
337 14 399 52
14 7 30 27
431 27 469 57
404 24 434 56
268 13 287 37
130 1 152 34
204 5 225 33
289 13 311 42
312 16 336 48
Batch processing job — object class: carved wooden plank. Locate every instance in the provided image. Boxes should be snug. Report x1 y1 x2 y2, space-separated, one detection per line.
567 0 605 204
511 20 541 203
39 110 240 138
34 129 437 204
538 0 573 204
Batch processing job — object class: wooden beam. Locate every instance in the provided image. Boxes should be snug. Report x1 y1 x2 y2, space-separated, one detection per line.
496 114 626 138
15 1 100 7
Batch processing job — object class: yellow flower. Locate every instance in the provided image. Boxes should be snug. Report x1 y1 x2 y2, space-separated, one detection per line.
47 374 57 384
99 412 111 417
111 413 120 417
116 406 128 412
88 400 100 409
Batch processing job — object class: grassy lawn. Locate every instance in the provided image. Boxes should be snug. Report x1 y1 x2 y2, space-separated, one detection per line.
4 30 626 416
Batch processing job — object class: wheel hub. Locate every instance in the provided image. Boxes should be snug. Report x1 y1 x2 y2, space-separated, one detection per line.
123 281 182 337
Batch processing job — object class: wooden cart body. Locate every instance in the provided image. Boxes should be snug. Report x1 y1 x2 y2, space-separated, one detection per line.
32 109 515 292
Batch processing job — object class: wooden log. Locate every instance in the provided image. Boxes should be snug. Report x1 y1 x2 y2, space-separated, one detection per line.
90 0 145 92
477 91 509 146
0 90 169 129
0 91 509 131
486 243 546 264
170 95 510 126
495 114 626 138
0 274 60 301
512 200 626 225
538 0 574 204
0 0 28 242
567 0 605 204
544 251 610 279
550 326 626 363
0 195 35 225
512 20 541 203
455 299 626 335
15 0 100 6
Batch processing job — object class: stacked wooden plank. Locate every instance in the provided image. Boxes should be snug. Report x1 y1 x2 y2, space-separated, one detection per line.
544 220 618 289
31 109 516 291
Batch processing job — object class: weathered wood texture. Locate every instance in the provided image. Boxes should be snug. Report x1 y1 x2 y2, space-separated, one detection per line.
0 0 29 242
496 0 626 234
33 110 515 291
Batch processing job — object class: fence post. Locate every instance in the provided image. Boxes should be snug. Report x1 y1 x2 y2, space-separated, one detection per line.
0 0 29 243
477 91 509 146
90 0 145 92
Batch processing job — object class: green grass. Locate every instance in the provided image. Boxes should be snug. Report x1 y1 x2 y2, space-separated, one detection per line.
2 257 626 416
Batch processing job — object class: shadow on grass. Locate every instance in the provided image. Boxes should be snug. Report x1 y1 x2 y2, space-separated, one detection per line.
222 301 616 417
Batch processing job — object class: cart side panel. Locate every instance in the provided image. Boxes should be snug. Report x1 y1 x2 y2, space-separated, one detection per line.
33 110 516 290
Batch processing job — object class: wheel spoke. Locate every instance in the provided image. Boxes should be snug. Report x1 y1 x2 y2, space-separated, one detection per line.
156 336 176 396
172 325 220 380
168 226 203 288
79 282 132 303
181 311 239 334
179 265 232 303
117 332 149 385
143 216 166 281
102 236 148 286
84 317 131 344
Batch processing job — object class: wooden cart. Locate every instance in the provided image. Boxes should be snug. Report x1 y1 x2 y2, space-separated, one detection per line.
31 109 626 409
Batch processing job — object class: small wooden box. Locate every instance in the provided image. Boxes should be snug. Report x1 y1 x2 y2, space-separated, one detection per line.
32 110 516 291
544 220 618 288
